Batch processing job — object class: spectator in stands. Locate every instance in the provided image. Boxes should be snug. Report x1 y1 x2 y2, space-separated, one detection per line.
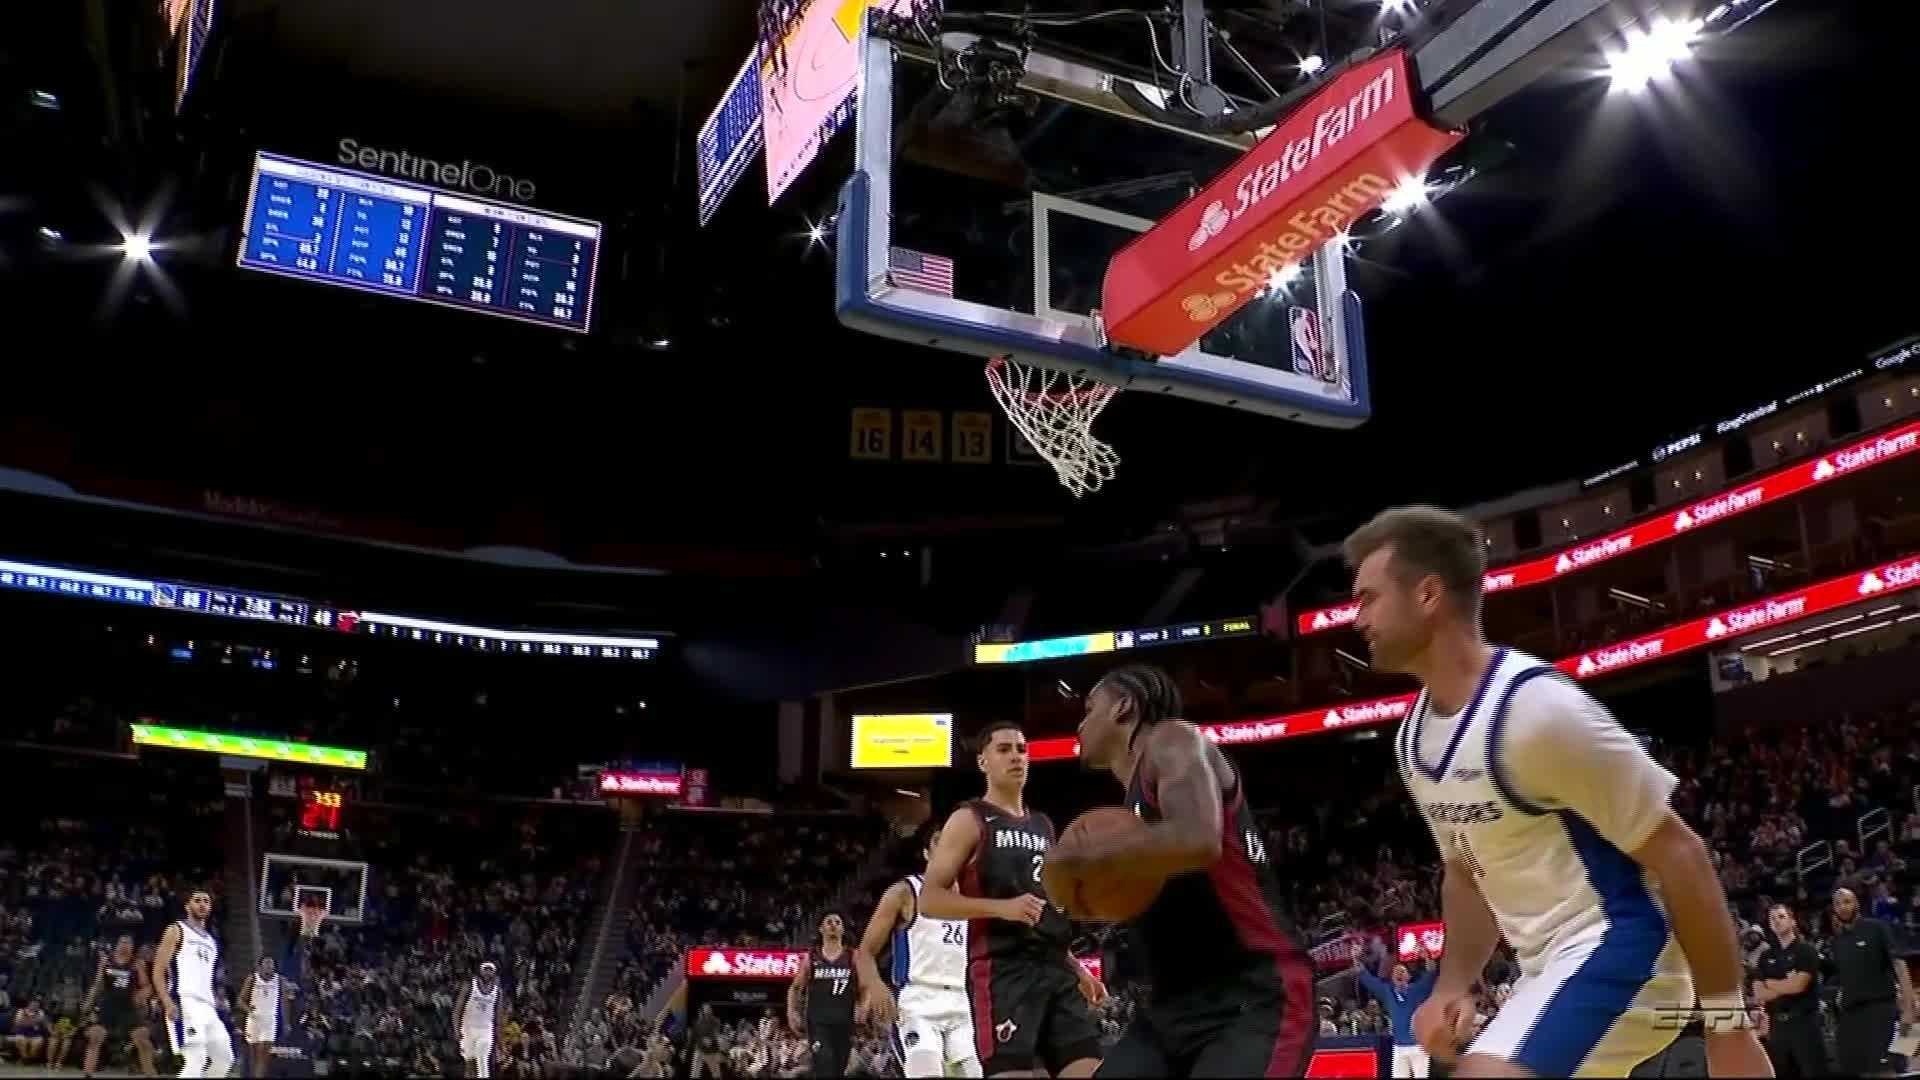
1354 946 1438 1079
8 996 48 1062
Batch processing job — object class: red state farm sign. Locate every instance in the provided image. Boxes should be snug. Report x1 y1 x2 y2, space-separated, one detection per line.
1025 693 1419 762
1102 48 1462 356
687 948 806 980
1037 549 1920 762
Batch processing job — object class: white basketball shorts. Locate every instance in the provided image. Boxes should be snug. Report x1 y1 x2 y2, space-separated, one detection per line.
894 985 978 1077
1467 936 1692 1078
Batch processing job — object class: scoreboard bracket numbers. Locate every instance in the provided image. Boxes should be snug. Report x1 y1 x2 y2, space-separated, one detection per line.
951 411 994 465
850 408 895 461
902 410 945 462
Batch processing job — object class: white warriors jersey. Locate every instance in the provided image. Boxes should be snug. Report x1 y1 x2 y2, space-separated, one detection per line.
892 875 967 992
251 974 280 1019
172 922 219 1005
464 978 499 1032
1396 647 1692 990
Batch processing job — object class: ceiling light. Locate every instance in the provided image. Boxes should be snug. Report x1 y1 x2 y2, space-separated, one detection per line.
1382 176 1432 216
1299 55 1326 76
1607 17 1702 94
1265 263 1304 294
118 232 154 262
29 90 59 110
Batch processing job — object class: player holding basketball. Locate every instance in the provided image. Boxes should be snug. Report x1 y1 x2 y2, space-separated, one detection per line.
456 961 505 1078
1341 505 1772 1078
919 723 1107 1079
853 826 983 1078
153 889 233 1078
1052 663 1318 1077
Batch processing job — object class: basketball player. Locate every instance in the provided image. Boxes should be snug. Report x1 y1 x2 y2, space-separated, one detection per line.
153 889 234 1078
82 934 158 1077
786 913 863 1078
1341 505 1772 1078
919 723 1107 1079
455 961 504 1079
237 955 287 1077
1055 663 1318 1077
852 826 983 1078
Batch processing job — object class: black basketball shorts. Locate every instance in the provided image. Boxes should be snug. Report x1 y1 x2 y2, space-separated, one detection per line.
968 956 1103 1075
1097 981 1316 1078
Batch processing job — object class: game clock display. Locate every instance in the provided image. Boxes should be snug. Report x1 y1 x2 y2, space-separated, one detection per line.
237 151 601 332
300 788 346 836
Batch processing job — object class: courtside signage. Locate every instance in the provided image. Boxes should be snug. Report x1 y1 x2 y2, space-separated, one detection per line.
599 769 685 797
1296 418 1920 636
1033 549 1920 762
687 948 805 979
1102 48 1461 356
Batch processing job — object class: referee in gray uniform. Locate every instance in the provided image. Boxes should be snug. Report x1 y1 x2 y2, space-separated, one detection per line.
1819 887 1915 1075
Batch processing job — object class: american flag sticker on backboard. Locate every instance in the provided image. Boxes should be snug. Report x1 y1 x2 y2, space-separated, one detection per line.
889 247 954 297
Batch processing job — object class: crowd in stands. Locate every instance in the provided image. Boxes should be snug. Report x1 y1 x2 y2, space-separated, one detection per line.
281 801 610 1077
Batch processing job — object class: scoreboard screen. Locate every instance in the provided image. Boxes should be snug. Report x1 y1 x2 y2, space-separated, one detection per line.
237 151 601 333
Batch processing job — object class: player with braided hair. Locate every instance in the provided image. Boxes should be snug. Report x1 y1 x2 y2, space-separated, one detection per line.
1052 663 1317 1077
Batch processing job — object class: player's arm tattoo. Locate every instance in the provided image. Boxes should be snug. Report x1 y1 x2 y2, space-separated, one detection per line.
1061 723 1224 879
787 952 811 1017
82 958 105 1014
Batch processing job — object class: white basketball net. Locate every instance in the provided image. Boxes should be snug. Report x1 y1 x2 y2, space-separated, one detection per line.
985 357 1121 498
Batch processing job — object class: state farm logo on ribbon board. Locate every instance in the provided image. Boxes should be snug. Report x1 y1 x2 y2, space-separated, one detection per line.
1102 48 1462 356
600 770 684 797
687 948 806 980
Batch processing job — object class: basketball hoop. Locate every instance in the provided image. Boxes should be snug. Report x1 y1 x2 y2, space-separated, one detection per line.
985 357 1121 498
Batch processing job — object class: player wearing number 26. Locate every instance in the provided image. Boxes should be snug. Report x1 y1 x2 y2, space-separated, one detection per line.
919 723 1107 1078
1344 506 1771 1078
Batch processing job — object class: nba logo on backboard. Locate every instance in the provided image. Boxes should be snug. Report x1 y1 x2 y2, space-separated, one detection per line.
1289 306 1333 383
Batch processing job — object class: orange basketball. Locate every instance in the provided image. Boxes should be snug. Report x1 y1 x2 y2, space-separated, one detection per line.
1045 807 1164 923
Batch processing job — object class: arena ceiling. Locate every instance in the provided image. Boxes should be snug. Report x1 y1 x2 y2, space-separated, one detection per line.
0 0 1913 572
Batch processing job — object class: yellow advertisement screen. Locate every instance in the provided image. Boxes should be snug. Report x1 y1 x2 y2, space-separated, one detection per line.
850 713 953 769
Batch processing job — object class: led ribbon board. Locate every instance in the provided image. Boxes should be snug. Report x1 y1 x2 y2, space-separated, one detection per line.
1296 419 1920 636
132 723 369 770
0 556 663 660
974 617 1256 665
1032 550 1920 760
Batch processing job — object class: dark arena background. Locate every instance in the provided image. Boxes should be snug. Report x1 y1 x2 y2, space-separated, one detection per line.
1 0 1917 1076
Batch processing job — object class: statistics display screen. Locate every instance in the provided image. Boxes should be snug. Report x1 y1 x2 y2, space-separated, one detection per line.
237 151 601 333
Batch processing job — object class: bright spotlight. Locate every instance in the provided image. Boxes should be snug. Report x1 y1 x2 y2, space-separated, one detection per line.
1606 17 1701 93
1265 264 1305 294
1381 176 1432 216
808 223 825 242
118 232 154 262
1298 55 1326 76
1381 0 1418 13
